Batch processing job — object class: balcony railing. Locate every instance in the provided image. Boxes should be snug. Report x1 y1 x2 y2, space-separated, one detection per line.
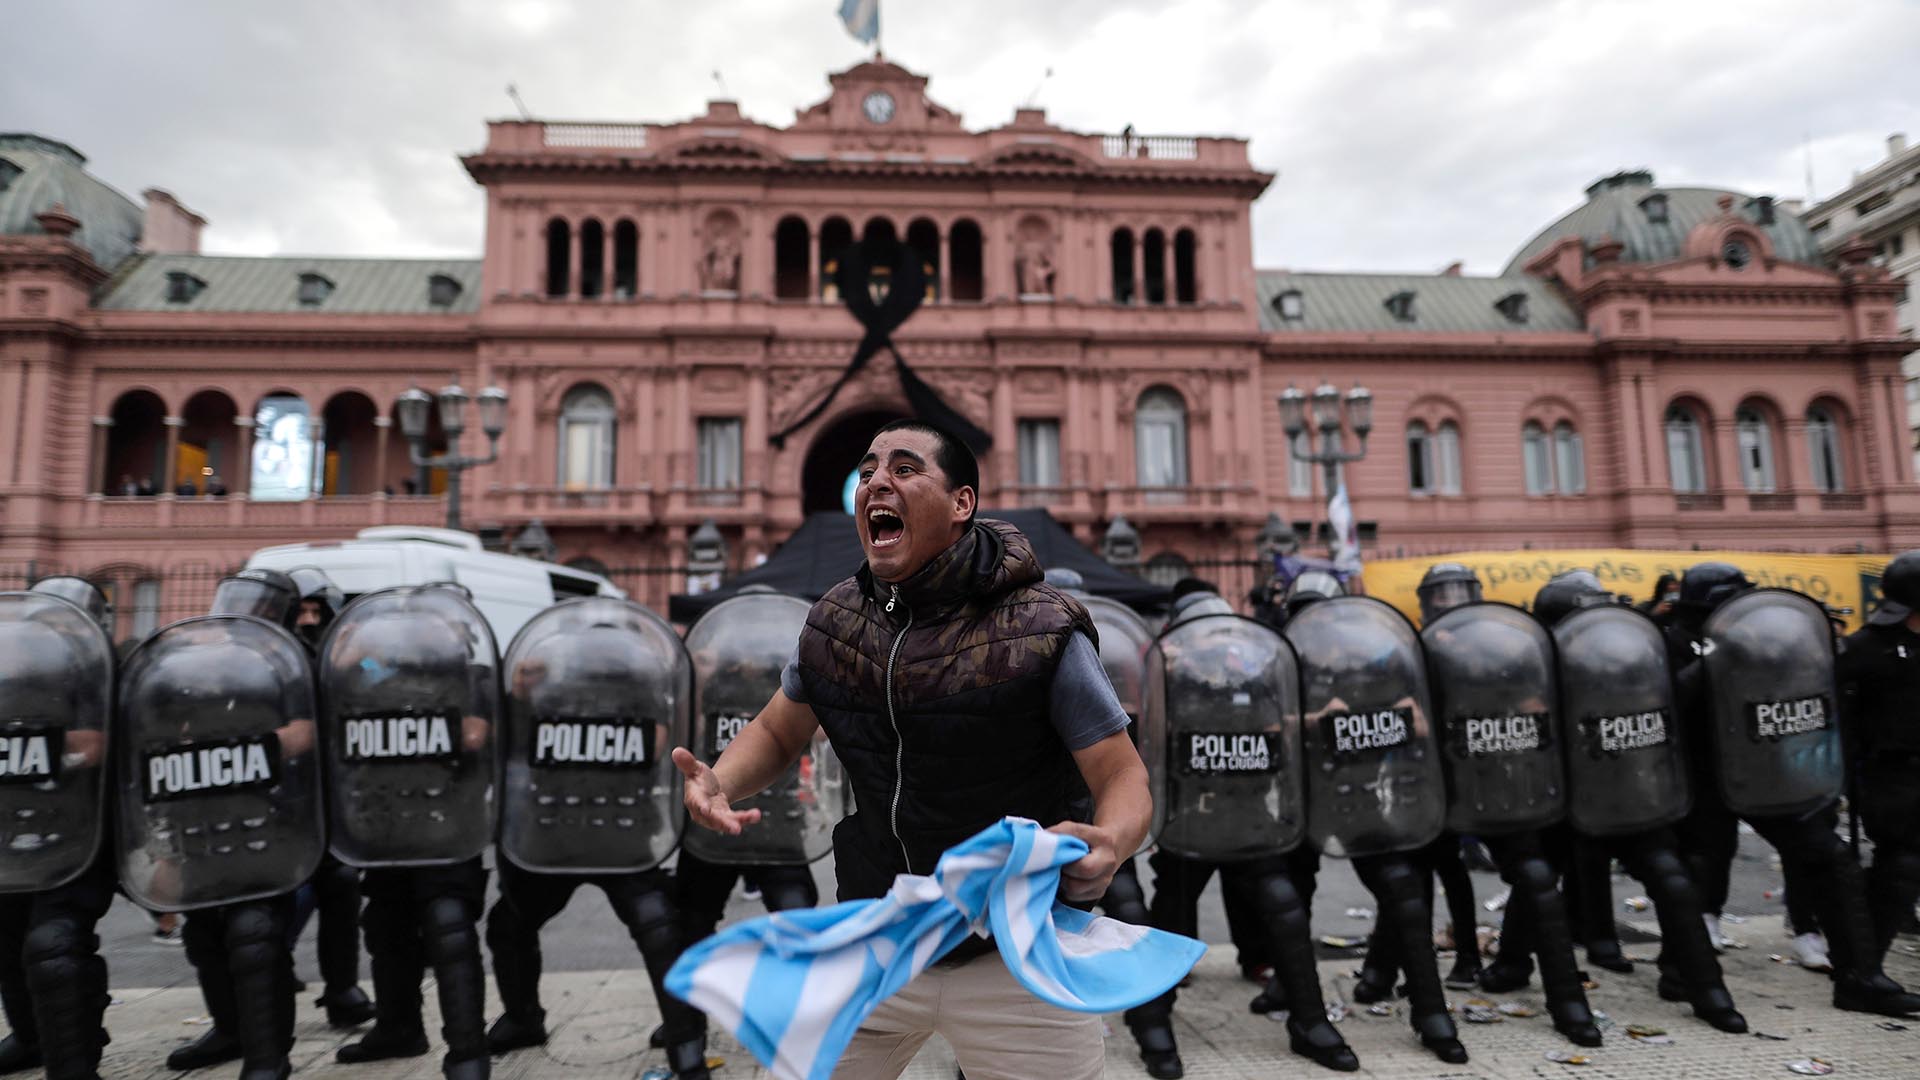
79 494 445 530
542 122 649 149
1820 493 1867 511
1099 134 1199 161
1675 493 1725 512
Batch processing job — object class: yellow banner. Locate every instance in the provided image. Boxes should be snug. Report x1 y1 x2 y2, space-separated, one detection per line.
1361 549 1892 632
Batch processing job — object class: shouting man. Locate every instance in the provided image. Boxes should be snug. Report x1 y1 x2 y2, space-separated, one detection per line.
673 419 1151 1080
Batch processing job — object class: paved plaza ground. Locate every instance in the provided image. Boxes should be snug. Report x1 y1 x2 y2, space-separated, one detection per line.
83 827 1920 1078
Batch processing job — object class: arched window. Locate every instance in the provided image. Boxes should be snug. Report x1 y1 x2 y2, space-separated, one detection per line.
1134 388 1188 488
1144 552 1192 589
558 384 616 490
1434 422 1463 495
1142 228 1168 305
948 219 983 301
1110 228 1135 304
1735 406 1776 492
1407 421 1433 494
1522 422 1554 495
906 218 940 301
773 216 810 299
1807 405 1846 492
578 218 604 298
612 219 638 298
1553 421 1585 495
544 218 570 297
818 217 853 299
1173 228 1198 303
252 394 315 501
1665 405 1709 493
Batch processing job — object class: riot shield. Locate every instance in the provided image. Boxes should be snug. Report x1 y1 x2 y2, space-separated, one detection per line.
0 592 114 893
499 597 687 874
1552 605 1691 836
1422 602 1566 836
1701 588 1843 818
683 591 844 865
1080 594 1161 843
115 615 324 911
1146 613 1306 860
318 584 499 867
1283 595 1445 858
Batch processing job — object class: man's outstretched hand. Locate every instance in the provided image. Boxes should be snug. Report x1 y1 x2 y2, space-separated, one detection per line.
673 747 763 835
1047 820 1121 902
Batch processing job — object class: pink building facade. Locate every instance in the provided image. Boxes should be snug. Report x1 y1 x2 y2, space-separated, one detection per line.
1 60 1915 637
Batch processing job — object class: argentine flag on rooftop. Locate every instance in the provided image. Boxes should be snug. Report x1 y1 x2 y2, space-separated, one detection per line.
666 817 1205 1080
839 0 879 45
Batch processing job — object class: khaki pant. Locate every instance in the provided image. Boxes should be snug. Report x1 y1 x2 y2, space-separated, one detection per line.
831 953 1106 1080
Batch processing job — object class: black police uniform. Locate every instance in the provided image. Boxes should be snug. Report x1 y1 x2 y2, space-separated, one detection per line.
1840 553 1920 961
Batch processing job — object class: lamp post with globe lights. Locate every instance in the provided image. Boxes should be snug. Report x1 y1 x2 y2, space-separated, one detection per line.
1277 380 1372 556
396 380 508 532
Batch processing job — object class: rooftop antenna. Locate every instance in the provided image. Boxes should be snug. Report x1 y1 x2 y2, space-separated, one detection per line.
505 83 532 121
712 70 731 99
1023 67 1054 109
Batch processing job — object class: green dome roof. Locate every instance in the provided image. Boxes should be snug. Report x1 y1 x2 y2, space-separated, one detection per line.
1503 170 1823 276
0 134 144 271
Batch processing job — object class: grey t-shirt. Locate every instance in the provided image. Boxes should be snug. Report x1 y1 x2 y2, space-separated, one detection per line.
780 630 1129 752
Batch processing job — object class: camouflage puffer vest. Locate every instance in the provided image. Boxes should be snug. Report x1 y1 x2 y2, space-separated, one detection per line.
796 518 1094 902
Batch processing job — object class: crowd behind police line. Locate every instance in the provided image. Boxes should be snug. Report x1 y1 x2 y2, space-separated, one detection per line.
2 546 1918 1080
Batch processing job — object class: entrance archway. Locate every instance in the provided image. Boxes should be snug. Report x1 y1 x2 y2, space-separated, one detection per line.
802 409 906 515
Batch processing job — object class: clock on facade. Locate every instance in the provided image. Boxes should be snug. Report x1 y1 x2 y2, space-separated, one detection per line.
862 90 896 124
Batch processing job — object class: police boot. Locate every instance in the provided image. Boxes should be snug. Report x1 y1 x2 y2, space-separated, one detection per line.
0 1037 37 1076
667 1036 711 1080
612 876 711 1070
1634 847 1747 1034
167 1028 242 1074
481 901 546 1053
1869 847 1920 963
1477 890 1535 993
1509 855 1602 1048
223 904 295 1080
171 914 242 1072
1129 1018 1183 1080
1807 844 1920 1017
421 897 490 1072
1251 873 1357 1072
1370 858 1467 1065
314 860 376 1028
334 944 428 1063
1349 923 1399 1004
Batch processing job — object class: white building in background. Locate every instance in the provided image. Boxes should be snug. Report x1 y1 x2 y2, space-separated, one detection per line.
1804 132 1920 472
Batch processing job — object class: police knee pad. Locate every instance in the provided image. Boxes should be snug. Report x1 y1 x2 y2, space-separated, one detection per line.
616 885 678 939
758 877 818 914
1249 873 1307 920
421 897 479 966
1506 854 1557 895
223 905 285 975
317 859 360 896
22 919 93 983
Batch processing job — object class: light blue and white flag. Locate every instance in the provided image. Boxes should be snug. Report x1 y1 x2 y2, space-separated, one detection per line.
666 817 1205 1080
838 0 879 45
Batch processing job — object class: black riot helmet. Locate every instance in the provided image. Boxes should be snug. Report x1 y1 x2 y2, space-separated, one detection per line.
1169 578 1234 623
288 566 346 647
1532 569 1613 628
1417 562 1482 624
210 567 299 627
1677 562 1753 616
1284 570 1344 616
29 575 113 635
1870 549 1920 627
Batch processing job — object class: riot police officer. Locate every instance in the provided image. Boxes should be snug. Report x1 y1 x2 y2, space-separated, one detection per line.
1529 570 1747 1033
1671 564 1919 1017
1135 593 1359 1075
320 584 498 1080
120 570 325 1080
0 578 118 1080
278 567 376 1029
484 597 712 1079
1842 550 1920 964
1285 595 1466 1064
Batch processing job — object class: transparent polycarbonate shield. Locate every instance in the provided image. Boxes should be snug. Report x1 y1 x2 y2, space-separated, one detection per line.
684 591 844 865
115 615 323 912
1078 594 1160 849
0 593 114 893
499 597 687 874
1146 613 1305 860
1422 603 1566 836
1553 605 1691 836
1701 589 1843 818
318 585 499 867
1284 595 1445 858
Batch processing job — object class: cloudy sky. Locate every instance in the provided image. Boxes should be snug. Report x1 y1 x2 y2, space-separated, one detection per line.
8 0 1917 274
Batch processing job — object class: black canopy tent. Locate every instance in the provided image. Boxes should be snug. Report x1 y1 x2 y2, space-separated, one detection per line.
668 508 1170 623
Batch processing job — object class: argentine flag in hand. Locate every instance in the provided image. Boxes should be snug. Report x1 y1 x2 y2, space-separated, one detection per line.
839 0 879 45
666 817 1205 1080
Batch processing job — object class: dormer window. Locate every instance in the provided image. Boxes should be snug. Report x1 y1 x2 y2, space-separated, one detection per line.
1273 289 1304 321
1640 193 1670 224
428 273 463 308
0 157 20 194
297 272 334 307
1384 290 1416 322
1751 195 1776 225
165 271 206 304
1722 238 1753 270
1494 291 1530 323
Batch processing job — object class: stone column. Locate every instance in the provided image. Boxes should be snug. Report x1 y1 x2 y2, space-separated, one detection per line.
807 226 821 299
90 416 113 494
373 416 392 496
939 224 954 302
231 415 255 496
1131 234 1145 306
602 227 616 300
567 220 581 299
162 416 184 493
993 368 1016 492
309 419 327 498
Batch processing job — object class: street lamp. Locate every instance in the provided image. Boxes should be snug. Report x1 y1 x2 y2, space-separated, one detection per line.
397 380 508 531
1277 379 1371 555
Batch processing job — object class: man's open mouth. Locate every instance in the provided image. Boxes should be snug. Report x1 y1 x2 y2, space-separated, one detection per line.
868 507 905 548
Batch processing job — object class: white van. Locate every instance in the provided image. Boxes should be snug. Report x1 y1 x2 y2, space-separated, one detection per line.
246 527 622 647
